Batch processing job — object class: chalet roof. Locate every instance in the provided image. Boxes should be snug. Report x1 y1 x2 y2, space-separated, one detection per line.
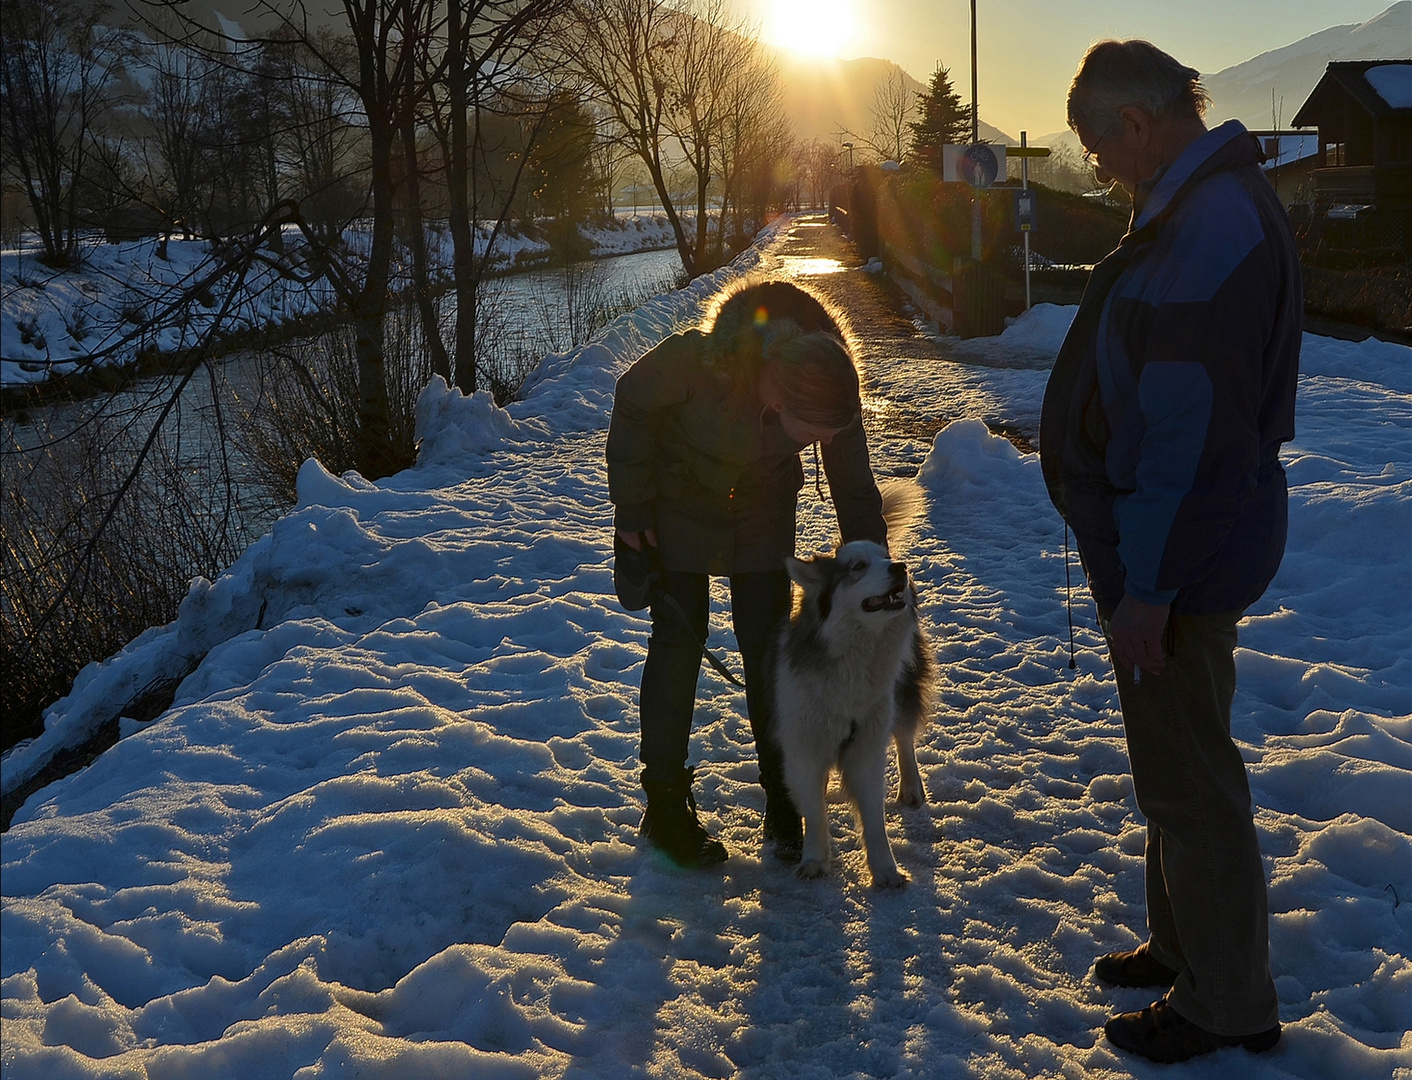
1292 60 1412 127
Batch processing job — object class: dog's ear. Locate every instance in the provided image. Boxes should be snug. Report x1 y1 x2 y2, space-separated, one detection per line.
784 554 828 590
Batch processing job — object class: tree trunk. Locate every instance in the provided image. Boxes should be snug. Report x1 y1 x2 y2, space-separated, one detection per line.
645 148 695 279
401 114 451 381
445 1 478 394
353 310 394 478
354 96 397 479
693 148 710 273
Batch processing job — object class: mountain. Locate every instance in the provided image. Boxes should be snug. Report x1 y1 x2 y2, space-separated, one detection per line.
1032 2 1410 157
1204 1 1411 128
772 51 1014 151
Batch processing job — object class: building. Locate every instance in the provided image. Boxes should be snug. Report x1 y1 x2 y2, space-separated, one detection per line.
1292 60 1412 250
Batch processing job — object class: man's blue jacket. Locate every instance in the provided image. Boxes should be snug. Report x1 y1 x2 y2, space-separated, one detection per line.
1039 120 1302 617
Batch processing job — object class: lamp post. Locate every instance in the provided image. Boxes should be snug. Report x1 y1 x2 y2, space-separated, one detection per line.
842 141 855 175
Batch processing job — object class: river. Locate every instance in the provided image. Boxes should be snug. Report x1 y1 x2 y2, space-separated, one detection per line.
6 246 683 461
3 244 686 576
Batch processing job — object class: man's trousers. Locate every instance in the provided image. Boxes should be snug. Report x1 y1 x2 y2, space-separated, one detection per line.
1108 610 1280 1036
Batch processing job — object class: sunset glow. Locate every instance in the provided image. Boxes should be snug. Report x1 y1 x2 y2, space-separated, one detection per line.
766 0 857 58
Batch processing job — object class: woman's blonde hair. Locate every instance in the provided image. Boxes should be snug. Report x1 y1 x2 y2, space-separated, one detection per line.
703 280 860 427
762 329 860 429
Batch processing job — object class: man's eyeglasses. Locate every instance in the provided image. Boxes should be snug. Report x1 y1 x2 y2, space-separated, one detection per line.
1082 135 1106 166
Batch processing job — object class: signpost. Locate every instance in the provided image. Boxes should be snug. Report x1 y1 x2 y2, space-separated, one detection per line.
1010 131 1051 310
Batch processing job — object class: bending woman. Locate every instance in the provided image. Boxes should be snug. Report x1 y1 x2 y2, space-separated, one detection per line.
606 281 889 867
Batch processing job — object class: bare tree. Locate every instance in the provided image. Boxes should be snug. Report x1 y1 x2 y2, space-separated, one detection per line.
1 0 126 266
710 33 784 260
423 0 567 395
660 0 734 272
794 138 837 209
564 0 785 278
591 120 625 217
864 65 913 163
265 29 364 244
139 34 216 245
563 0 699 275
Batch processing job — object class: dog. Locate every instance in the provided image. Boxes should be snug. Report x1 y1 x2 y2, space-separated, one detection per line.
771 480 934 888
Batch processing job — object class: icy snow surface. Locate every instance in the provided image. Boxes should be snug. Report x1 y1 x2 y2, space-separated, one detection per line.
3 220 1410 1078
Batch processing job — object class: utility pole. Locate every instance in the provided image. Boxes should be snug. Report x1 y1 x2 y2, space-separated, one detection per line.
970 0 979 145
970 0 982 261
1021 131 1031 310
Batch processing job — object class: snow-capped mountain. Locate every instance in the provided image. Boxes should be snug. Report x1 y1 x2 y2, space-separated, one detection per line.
1204 1 1411 128
1032 2 1410 157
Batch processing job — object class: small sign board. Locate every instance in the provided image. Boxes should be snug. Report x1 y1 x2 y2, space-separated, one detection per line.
943 143 1007 188
1014 189 1037 232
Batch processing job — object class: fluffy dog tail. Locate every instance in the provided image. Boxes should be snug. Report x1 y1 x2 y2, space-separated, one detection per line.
879 478 926 556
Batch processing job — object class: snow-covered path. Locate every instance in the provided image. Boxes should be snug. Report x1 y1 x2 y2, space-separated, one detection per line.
3 219 1409 1079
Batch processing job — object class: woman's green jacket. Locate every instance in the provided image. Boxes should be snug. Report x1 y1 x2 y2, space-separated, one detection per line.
606 329 886 575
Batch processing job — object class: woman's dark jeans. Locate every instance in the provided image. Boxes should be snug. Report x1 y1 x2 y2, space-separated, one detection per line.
639 569 791 794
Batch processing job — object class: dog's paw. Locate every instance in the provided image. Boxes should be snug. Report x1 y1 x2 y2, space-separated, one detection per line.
796 857 829 879
870 867 909 890
893 783 925 808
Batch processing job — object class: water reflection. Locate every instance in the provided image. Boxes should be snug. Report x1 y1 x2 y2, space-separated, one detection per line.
778 256 846 276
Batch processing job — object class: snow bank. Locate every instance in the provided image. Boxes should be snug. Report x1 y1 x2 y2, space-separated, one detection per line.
2 216 1408 1080
997 302 1077 352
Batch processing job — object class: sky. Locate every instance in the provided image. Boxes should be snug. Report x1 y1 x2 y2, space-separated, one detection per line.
745 0 1400 137
3 218 1409 1077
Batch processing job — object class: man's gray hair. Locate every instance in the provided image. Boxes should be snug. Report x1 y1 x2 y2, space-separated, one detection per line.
1067 39 1210 138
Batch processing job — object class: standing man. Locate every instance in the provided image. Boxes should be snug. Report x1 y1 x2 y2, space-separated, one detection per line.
1040 40 1300 1063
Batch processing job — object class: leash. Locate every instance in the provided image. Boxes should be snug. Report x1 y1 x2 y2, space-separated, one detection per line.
1063 523 1077 669
659 592 746 688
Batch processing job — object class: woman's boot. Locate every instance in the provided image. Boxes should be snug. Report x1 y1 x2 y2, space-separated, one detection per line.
762 783 803 863
640 768 728 868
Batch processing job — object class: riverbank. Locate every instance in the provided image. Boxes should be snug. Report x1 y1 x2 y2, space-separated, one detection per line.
0 214 683 396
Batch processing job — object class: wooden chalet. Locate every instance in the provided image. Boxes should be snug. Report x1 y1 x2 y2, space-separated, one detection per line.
1292 60 1412 249
1293 61 1406 251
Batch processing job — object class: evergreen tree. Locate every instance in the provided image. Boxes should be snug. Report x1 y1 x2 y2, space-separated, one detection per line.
908 63 972 174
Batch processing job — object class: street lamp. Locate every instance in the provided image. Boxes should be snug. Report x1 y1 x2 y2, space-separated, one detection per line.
842 141 854 174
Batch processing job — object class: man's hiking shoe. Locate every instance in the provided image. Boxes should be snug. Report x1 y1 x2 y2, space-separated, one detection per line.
1104 996 1281 1063
640 769 728 869
1094 944 1179 988
762 797 803 864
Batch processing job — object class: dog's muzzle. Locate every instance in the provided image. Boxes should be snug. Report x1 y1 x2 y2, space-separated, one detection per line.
862 565 910 612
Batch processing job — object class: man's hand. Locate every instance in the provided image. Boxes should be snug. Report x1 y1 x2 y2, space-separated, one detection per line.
617 527 657 551
1109 592 1171 678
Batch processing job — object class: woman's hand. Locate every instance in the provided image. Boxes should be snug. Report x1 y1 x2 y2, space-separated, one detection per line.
617 528 657 551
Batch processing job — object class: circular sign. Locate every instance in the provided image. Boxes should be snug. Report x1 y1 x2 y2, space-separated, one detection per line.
961 143 1000 188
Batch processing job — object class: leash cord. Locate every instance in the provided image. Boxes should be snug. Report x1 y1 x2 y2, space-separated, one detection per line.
1064 523 1077 669
660 592 746 688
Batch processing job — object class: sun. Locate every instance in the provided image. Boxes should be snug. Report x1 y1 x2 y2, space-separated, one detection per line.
765 0 857 59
